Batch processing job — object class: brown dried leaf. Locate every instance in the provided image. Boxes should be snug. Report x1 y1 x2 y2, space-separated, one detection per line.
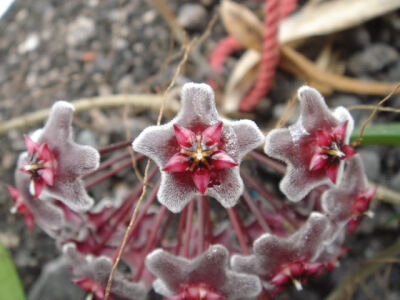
222 50 260 113
280 0 400 43
220 0 263 51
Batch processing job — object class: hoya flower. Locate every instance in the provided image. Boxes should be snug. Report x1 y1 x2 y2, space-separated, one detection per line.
7 184 35 230
19 101 100 211
264 86 355 202
321 155 376 234
8 155 64 235
133 83 264 212
145 244 261 299
232 213 329 291
63 243 147 300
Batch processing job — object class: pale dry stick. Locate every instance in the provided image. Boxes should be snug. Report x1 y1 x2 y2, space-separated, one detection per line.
0 94 179 136
325 240 400 300
372 182 400 206
122 106 144 182
274 90 298 128
352 82 400 147
104 41 195 300
348 105 400 114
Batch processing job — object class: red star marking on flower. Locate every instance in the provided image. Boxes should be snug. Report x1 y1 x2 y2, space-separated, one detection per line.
270 260 324 293
309 121 356 183
163 122 238 194
19 135 57 198
72 277 109 300
169 285 223 300
7 185 35 230
347 186 376 234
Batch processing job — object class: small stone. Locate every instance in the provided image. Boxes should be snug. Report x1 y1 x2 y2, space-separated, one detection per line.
177 4 208 31
358 149 381 182
18 33 40 54
348 43 399 74
66 16 96 47
77 129 97 148
28 257 85 300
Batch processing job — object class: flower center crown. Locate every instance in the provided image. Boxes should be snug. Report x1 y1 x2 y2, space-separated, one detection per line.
163 122 238 194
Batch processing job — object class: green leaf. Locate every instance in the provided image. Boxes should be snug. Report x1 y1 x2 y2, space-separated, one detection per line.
0 243 25 300
351 123 400 145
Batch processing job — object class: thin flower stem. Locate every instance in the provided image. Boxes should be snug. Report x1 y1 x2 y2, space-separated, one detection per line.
227 208 250 255
203 196 213 249
96 168 158 232
126 182 161 241
98 141 133 155
248 151 286 174
133 205 167 281
241 171 298 229
183 200 195 258
175 207 187 255
82 151 134 179
85 159 133 189
97 179 160 255
242 189 271 233
196 196 205 254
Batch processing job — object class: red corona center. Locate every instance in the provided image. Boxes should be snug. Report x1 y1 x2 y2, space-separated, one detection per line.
162 122 238 194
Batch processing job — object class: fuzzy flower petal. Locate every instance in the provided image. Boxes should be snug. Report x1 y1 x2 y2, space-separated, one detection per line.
21 101 100 211
133 83 264 212
63 243 147 300
12 154 65 235
232 213 329 286
264 86 354 202
146 244 261 299
322 155 375 235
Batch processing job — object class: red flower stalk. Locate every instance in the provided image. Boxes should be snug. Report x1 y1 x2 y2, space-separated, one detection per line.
163 122 238 194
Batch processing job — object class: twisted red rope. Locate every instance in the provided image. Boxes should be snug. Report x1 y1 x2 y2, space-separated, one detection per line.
208 36 242 89
240 0 298 111
208 0 297 110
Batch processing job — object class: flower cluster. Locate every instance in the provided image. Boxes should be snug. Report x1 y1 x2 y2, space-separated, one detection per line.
8 83 374 299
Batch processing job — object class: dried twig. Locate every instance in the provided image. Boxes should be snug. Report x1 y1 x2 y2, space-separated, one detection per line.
352 82 400 146
280 46 400 96
325 240 400 300
0 94 179 136
348 105 400 114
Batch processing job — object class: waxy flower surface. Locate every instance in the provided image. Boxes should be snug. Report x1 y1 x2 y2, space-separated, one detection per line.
133 83 264 212
64 243 147 300
322 155 376 235
8 155 64 235
265 86 355 202
19 101 100 211
232 213 329 291
146 245 261 299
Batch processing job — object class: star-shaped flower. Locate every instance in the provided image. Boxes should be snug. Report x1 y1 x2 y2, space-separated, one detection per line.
264 86 355 202
231 213 329 291
19 101 100 211
321 155 375 234
64 243 147 300
145 244 261 299
133 83 264 212
8 155 64 235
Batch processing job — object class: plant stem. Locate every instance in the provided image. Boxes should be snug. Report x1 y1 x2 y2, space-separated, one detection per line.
243 189 271 233
133 206 167 281
84 159 132 189
98 141 133 155
227 207 250 255
83 151 133 179
183 201 195 258
248 151 286 174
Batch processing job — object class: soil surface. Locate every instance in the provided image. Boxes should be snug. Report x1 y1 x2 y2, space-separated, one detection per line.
0 1 399 299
